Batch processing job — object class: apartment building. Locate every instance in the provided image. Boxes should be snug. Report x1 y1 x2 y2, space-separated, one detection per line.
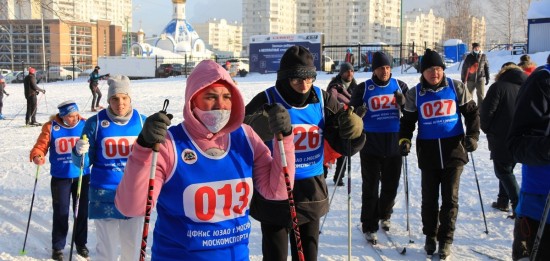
403 9 445 50
194 18 243 57
0 0 130 70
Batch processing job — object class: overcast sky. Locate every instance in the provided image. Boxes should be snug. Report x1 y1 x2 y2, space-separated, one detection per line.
133 0 431 37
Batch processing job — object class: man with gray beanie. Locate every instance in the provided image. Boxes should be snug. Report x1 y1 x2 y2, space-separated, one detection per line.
72 75 147 261
325 62 358 186
350 51 409 243
399 49 480 259
245 45 366 261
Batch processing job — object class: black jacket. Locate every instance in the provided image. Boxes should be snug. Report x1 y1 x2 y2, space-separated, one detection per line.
400 76 480 169
245 81 366 226
461 52 490 83
326 74 358 105
23 74 44 98
480 66 527 162
507 66 550 166
350 74 409 157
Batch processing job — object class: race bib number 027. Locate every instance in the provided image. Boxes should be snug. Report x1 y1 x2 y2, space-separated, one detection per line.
183 178 253 223
101 136 137 159
420 99 456 119
54 136 79 154
368 94 398 111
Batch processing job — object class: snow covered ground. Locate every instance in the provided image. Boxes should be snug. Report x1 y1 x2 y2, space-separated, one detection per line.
0 50 548 261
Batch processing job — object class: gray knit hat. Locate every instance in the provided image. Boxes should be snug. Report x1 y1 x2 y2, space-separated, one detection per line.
107 75 131 99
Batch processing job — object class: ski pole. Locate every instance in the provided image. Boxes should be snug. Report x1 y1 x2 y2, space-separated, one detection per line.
20 164 41 255
3 103 25 127
140 99 169 261
403 156 414 243
347 142 352 260
470 152 489 234
69 135 87 261
530 191 550 261
276 132 305 261
319 155 348 234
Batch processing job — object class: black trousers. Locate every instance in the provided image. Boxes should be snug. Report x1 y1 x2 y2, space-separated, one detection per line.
260 220 320 261
332 156 346 182
51 175 90 250
513 215 550 260
421 166 463 244
25 95 37 124
359 152 402 232
90 83 102 109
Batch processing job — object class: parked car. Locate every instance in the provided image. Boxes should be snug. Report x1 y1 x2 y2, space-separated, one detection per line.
156 63 185 78
183 61 198 74
0 69 12 77
4 71 23 83
323 55 336 72
227 58 249 72
48 66 82 81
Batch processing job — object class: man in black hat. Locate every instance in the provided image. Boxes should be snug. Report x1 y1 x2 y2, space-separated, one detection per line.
88 66 110 112
350 51 409 243
461 42 490 106
244 45 366 261
399 49 480 259
325 62 358 186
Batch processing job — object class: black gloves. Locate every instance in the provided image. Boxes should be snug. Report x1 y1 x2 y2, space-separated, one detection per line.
337 107 363 140
394 90 405 108
354 104 368 118
266 103 292 137
399 138 411 156
245 104 292 142
485 78 490 85
464 136 478 152
137 111 173 148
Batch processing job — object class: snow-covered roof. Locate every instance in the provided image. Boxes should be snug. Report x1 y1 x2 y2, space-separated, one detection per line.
443 39 464 46
527 0 550 19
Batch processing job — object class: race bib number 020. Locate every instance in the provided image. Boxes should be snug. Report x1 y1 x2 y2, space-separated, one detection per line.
54 136 79 154
183 178 253 223
368 94 398 111
101 136 137 159
420 99 456 119
293 124 322 152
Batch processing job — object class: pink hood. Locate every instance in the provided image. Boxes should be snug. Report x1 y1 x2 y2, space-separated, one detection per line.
183 60 244 139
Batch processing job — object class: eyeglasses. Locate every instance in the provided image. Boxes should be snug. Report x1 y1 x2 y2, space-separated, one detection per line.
425 66 444 73
290 77 315 84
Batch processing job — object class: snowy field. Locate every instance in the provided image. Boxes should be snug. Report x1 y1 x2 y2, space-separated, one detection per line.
0 50 548 261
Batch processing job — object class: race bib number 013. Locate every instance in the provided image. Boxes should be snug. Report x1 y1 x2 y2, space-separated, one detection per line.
368 94 398 111
101 136 137 159
183 178 253 223
55 136 79 154
420 99 456 119
293 124 322 152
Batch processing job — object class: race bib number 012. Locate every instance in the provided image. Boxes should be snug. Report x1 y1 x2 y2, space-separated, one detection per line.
368 94 398 111
293 124 322 152
101 136 137 159
183 178 253 223
420 99 456 119
54 136 79 154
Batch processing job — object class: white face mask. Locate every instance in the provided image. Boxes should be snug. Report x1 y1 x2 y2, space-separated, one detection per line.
473 50 480 54
192 108 231 133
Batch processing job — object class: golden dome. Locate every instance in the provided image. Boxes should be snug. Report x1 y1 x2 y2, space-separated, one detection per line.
172 0 186 4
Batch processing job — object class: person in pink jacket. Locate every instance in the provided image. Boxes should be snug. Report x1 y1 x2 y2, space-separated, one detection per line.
115 59 295 261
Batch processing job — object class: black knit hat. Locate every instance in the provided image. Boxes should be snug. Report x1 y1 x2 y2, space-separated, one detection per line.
421 49 446 73
472 42 480 48
277 45 317 80
339 62 353 74
372 51 391 71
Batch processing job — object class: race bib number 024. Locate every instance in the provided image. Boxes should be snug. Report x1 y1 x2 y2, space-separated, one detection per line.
420 99 456 119
368 94 398 112
101 136 137 159
54 136 79 154
183 178 253 223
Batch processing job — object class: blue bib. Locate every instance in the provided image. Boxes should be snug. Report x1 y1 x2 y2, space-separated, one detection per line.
266 86 325 180
151 124 253 260
91 109 143 189
49 119 89 178
416 78 464 139
361 78 401 132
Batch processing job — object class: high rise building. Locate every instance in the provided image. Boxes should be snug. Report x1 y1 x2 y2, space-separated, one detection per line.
403 9 445 51
194 18 243 57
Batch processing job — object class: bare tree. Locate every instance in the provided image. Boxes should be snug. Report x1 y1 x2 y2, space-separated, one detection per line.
440 0 475 42
488 0 531 44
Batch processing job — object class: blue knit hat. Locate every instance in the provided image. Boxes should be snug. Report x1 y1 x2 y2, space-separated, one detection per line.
58 100 79 117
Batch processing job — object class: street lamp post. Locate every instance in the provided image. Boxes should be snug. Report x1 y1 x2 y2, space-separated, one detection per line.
126 16 130 56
